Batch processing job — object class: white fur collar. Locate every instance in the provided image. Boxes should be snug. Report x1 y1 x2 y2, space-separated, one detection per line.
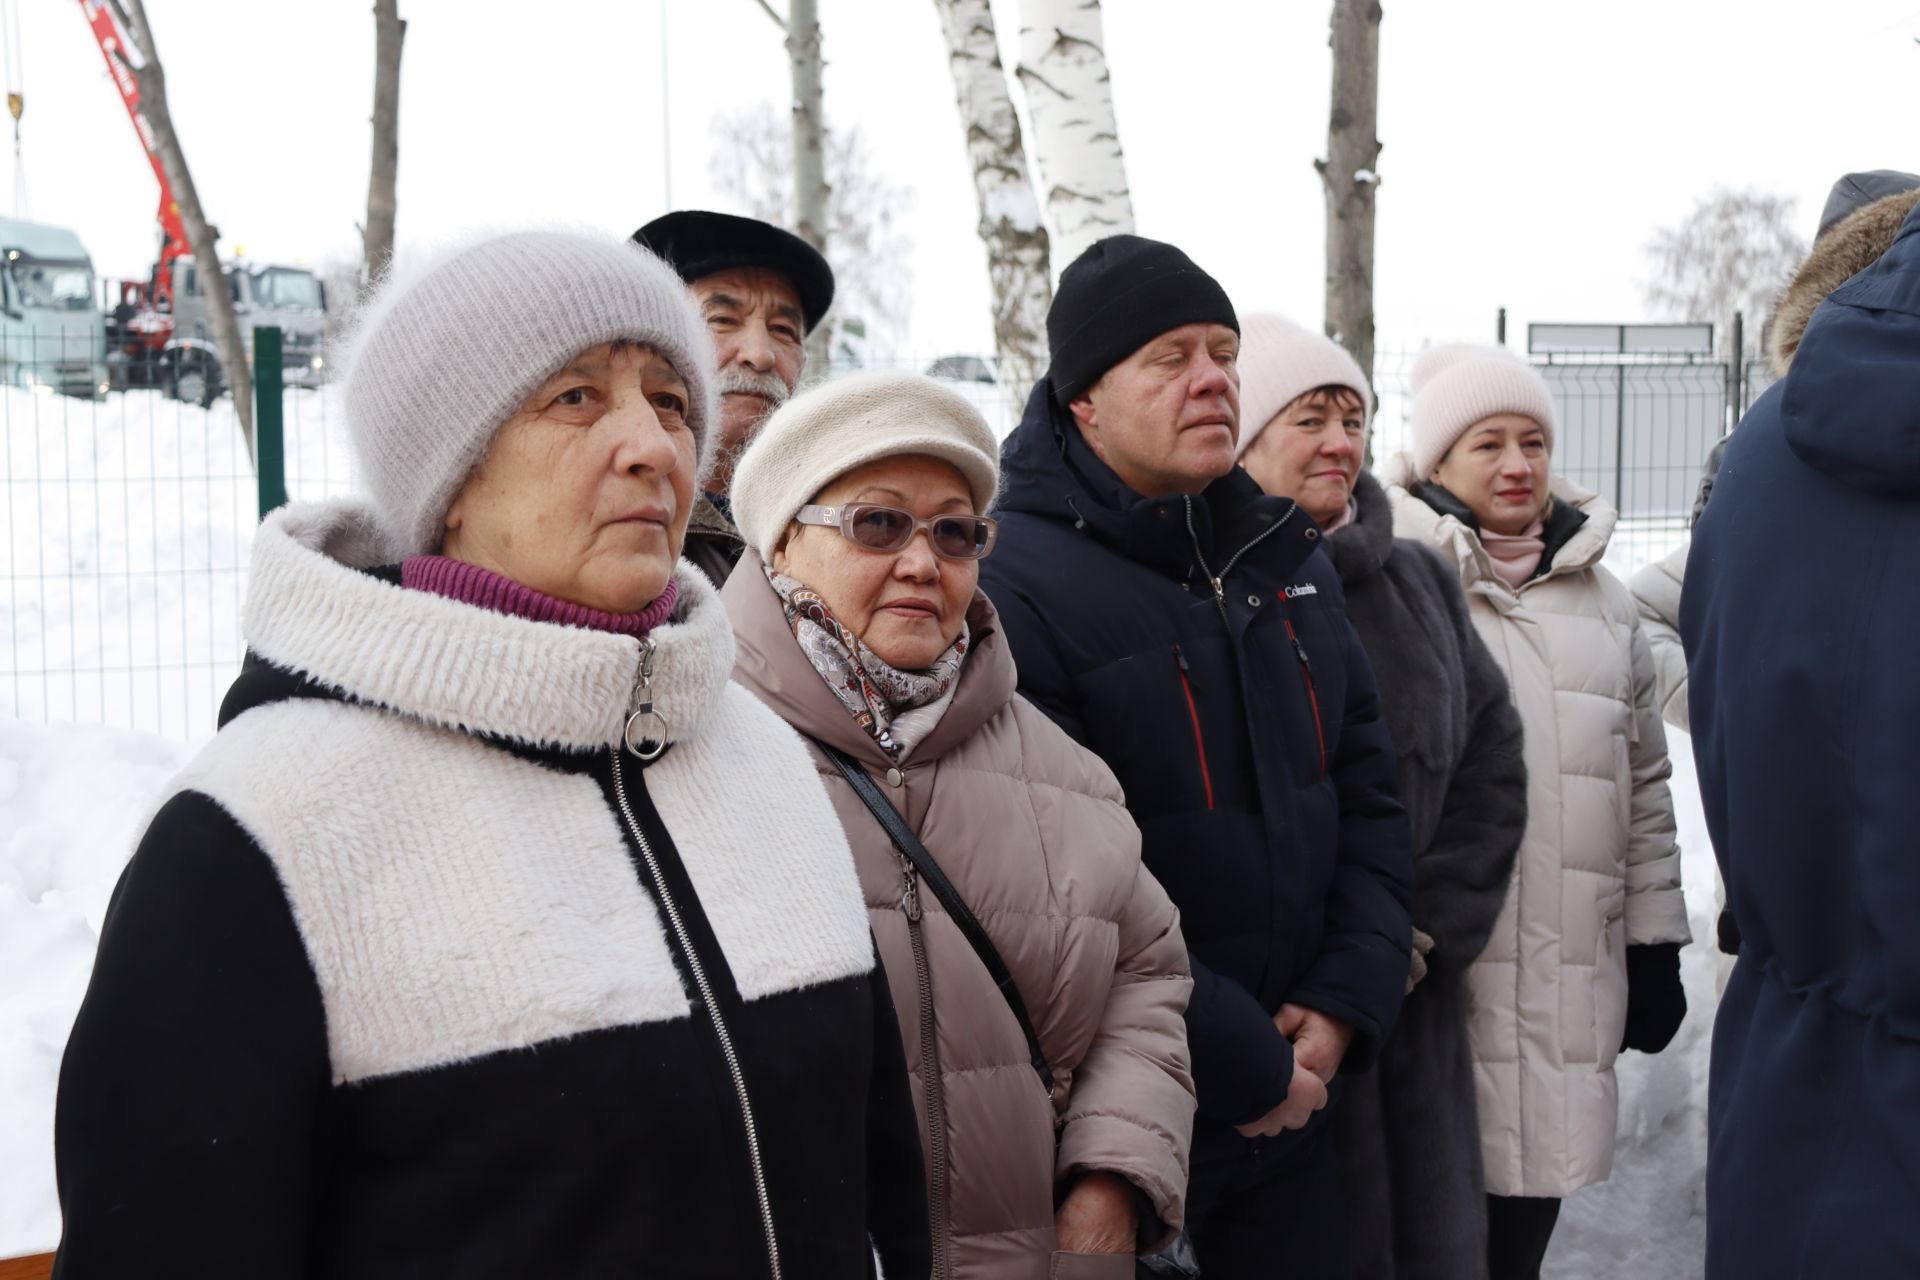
245 498 735 752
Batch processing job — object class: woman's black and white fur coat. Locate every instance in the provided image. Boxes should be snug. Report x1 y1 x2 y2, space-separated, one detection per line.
52 498 930 1280
1326 472 1529 1280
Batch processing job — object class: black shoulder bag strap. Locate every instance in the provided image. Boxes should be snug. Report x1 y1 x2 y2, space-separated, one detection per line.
821 743 1056 1093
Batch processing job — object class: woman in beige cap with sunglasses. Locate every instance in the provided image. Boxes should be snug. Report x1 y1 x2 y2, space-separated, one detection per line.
723 369 1197 1280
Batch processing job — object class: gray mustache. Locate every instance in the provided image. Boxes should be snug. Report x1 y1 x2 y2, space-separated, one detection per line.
714 368 791 408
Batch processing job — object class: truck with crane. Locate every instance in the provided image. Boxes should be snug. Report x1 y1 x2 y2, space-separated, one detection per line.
80 0 327 404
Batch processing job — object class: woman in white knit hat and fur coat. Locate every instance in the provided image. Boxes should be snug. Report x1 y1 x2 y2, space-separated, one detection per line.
1379 344 1691 1280
1234 315 1527 1280
52 230 929 1279
720 370 1196 1280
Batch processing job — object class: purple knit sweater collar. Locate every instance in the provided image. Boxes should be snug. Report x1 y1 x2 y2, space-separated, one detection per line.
401 555 679 637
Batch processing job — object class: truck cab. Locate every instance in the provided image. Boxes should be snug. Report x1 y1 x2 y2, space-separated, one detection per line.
0 218 109 398
167 259 328 403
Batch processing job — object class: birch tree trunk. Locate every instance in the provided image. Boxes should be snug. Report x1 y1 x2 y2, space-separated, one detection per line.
363 0 406 293
785 0 833 373
110 0 253 459
1316 0 1382 407
935 0 1051 393
1015 0 1133 276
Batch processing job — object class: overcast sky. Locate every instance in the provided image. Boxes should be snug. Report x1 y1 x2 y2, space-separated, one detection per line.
11 0 1919 363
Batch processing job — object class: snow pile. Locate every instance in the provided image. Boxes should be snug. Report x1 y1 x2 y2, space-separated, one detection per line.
0 718 194 1257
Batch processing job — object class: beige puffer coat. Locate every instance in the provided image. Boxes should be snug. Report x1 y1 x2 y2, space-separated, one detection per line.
724 556 1196 1280
1382 460 1691 1199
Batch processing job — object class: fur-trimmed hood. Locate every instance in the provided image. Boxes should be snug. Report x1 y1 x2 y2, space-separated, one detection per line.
242 497 735 753
1769 187 1920 379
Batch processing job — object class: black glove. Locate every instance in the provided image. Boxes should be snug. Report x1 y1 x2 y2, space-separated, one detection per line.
1620 942 1687 1054
1716 905 1742 956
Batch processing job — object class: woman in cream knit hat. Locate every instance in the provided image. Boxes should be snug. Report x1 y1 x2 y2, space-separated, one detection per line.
1381 343 1692 1280
724 370 1197 1280
1235 318 1529 1280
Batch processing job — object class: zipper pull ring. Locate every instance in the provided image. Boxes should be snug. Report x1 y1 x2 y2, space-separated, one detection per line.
623 637 670 760
900 859 922 922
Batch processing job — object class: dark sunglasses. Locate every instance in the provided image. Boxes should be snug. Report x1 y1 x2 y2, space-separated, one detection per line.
794 503 999 561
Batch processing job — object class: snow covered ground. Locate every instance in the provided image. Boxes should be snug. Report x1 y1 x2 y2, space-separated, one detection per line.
0 718 194 1257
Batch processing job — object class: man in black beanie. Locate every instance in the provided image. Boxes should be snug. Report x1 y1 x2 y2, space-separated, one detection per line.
980 235 1413 1276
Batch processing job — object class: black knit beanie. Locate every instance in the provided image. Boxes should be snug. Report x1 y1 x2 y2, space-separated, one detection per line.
1046 235 1239 407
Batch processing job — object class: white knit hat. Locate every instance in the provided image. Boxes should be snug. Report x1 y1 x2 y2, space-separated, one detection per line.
729 370 1000 562
343 229 715 556
1234 313 1374 458
1407 342 1557 477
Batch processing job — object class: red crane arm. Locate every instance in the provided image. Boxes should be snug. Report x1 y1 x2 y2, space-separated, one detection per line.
78 0 189 309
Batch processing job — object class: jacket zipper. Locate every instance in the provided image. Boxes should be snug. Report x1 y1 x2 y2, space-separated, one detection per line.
898 854 954 1280
1172 645 1216 809
1182 495 1298 626
1284 619 1328 775
609 741 783 1280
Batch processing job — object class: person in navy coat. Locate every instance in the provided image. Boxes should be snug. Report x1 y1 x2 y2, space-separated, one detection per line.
1683 187 1920 1277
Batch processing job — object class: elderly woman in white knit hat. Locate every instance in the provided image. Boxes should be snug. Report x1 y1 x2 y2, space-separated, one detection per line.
721 370 1196 1280
1236 315 1529 1280
52 230 931 1279
1378 344 1692 1280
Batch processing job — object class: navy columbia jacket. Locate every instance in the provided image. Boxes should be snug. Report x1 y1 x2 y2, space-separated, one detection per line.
1684 201 1920 1275
980 383 1413 1152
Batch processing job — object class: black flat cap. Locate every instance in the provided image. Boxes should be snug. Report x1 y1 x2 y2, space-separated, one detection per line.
632 210 835 334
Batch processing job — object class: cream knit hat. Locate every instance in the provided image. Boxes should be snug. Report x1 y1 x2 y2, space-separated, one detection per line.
1234 313 1373 458
1407 343 1557 477
343 228 715 556
729 370 1001 562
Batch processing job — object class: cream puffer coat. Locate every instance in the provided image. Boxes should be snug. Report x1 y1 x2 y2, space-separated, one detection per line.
1382 459 1691 1198
725 555 1196 1280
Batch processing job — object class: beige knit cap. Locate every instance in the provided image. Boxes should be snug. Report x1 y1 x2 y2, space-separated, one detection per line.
729 370 1001 563
1234 313 1374 458
1408 342 1557 477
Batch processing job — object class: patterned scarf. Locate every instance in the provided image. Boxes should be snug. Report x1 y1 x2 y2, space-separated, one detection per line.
766 568 969 758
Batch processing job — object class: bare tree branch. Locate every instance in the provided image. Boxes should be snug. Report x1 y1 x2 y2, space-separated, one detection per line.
1643 188 1805 358
751 0 788 31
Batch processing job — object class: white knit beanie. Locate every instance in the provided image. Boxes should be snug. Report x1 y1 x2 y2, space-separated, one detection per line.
730 370 1000 563
1234 313 1374 458
1407 342 1557 478
342 229 715 556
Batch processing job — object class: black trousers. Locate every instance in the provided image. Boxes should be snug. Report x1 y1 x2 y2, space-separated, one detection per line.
1184 1121 1346 1279
1485 1193 1563 1280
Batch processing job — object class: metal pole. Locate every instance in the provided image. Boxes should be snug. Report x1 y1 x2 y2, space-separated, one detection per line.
1729 310 1745 424
254 325 287 517
1497 306 1507 346
1614 362 1626 515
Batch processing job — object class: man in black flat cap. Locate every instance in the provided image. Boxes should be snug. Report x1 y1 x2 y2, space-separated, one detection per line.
634 210 836 584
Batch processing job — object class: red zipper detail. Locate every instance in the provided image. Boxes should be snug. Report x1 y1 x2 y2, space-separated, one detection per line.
1173 646 1216 810
1284 619 1328 776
